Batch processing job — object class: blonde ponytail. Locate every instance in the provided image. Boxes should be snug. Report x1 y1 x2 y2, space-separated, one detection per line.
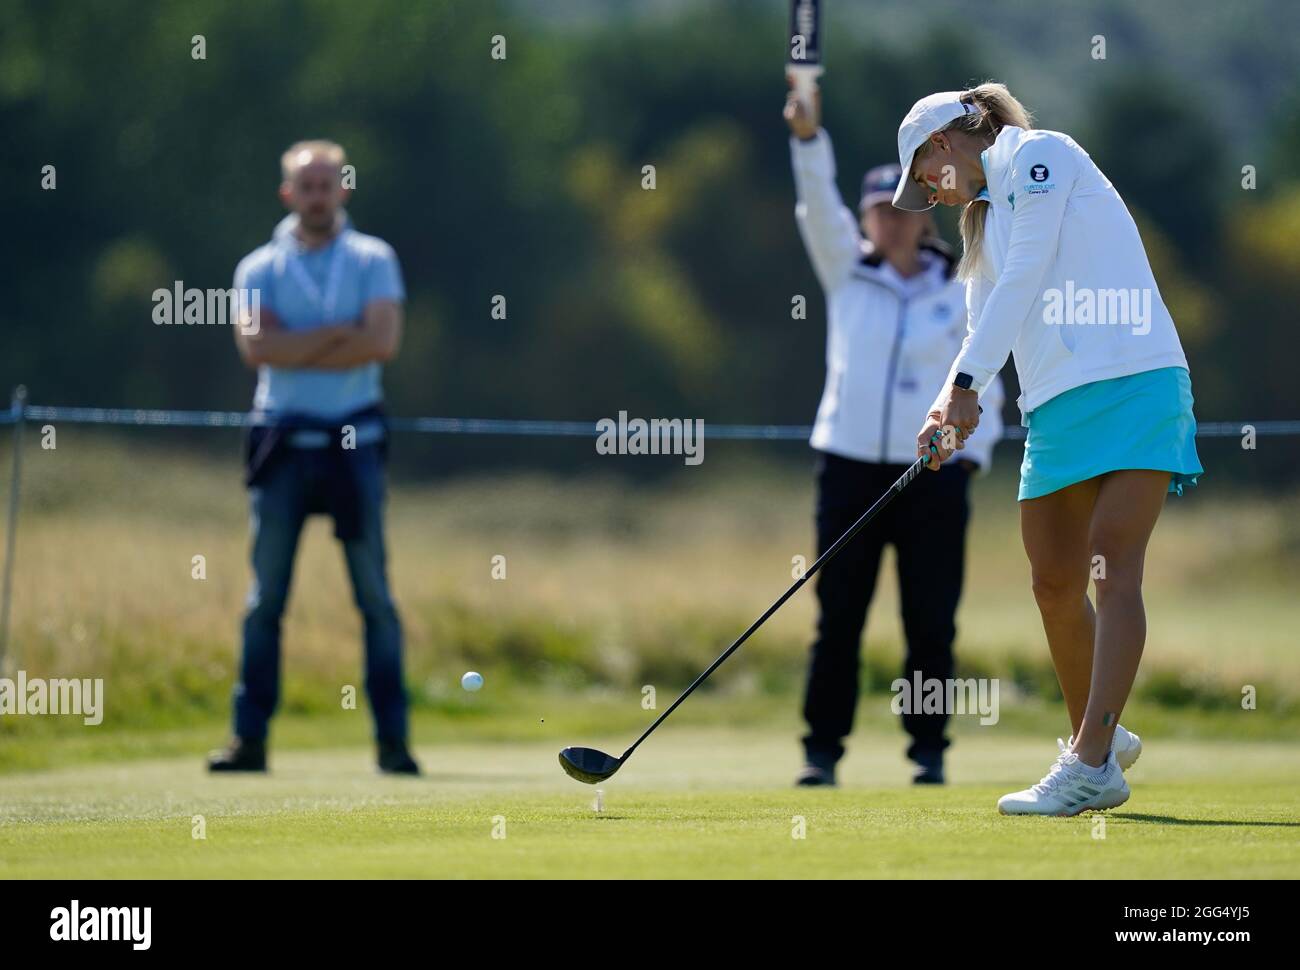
917 82 1034 280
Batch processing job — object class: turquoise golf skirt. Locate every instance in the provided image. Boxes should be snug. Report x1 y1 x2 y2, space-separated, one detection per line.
1019 366 1203 501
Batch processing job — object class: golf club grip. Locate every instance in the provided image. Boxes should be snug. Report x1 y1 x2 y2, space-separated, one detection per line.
621 454 929 761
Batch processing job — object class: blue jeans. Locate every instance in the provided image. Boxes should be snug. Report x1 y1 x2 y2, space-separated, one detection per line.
234 443 408 743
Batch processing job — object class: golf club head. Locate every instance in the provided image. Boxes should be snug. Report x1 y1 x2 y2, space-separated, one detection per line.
558 746 622 784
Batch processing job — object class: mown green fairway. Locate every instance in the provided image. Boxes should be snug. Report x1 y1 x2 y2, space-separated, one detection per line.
3 728 1297 878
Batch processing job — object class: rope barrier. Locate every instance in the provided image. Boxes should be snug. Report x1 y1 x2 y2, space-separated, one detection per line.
3 404 1298 441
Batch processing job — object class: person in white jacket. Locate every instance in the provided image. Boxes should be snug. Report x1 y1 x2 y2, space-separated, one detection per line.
786 84 1003 787
894 83 1203 815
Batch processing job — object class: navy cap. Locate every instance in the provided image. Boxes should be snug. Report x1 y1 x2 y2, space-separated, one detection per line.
860 163 903 212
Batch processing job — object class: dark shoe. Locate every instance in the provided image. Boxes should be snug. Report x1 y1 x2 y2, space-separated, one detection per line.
795 763 837 787
911 751 945 785
207 737 267 773
378 740 420 775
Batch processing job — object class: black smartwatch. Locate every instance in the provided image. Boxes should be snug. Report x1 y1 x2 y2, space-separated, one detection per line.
953 372 974 390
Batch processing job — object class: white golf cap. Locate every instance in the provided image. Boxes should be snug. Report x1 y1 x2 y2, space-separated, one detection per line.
891 91 982 211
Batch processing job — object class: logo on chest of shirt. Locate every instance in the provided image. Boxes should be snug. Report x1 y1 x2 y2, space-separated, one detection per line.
932 302 953 321
1023 162 1055 197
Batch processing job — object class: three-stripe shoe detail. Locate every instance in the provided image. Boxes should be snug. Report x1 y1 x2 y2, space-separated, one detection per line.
997 745 1130 817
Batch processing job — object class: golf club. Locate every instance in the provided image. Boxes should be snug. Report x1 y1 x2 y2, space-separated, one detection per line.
559 434 954 784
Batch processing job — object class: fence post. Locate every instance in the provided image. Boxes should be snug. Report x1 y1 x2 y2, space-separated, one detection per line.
0 385 27 675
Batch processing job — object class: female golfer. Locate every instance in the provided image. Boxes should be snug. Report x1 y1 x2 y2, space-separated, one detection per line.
896 83 1202 814
785 84 1003 787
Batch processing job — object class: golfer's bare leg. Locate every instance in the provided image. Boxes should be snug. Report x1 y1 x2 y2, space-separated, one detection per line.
1019 477 1100 735
1072 469 1169 767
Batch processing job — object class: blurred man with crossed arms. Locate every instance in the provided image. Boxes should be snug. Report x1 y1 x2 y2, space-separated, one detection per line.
209 140 417 774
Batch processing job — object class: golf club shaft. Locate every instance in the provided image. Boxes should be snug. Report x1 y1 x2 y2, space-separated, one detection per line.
620 453 930 762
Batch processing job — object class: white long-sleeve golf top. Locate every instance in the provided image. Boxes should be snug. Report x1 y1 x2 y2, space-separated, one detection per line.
936 125 1188 419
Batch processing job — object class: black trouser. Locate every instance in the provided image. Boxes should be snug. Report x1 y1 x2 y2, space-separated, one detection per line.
802 451 971 766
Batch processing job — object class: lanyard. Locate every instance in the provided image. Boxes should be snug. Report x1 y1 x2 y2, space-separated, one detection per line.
285 232 346 321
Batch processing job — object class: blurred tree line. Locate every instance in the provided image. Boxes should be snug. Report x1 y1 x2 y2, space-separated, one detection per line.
2 0 1297 481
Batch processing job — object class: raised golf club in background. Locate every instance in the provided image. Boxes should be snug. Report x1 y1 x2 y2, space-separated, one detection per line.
560 442 943 784
787 0 822 113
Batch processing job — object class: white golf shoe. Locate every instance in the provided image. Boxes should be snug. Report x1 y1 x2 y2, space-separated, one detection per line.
997 747 1130 817
1067 724 1142 772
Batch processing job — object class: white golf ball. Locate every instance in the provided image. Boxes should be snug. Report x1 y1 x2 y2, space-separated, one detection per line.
461 671 484 692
